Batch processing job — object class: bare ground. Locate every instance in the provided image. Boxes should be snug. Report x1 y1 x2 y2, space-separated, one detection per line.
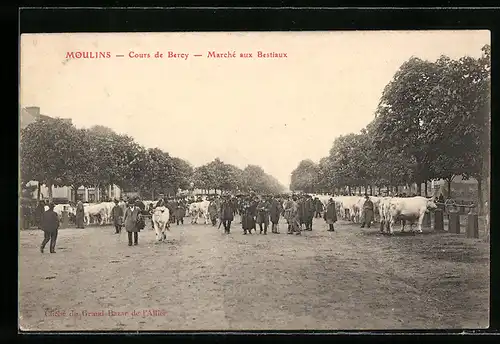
19 216 489 331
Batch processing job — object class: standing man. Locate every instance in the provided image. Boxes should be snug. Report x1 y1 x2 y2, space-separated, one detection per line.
324 198 337 231
175 198 185 225
314 197 324 218
241 197 255 235
208 198 219 227
290 195 302 235
219 195 234 234
75 200 85 229
269 195 282 234
111 199 123 234
40 203 59 253
123 200 141 246
256 196 270 235
283 195 294 234
304 195 314 231
360 194 374 228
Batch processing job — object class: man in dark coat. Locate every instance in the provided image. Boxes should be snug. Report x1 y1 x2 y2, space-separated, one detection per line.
123 200 141 246
175 199 185 225
40 203 59 253
241 198 256 235
314 197 324 218
256 197 270 234
303 195 315 230
75 200 85 228
360 195 374 228
111 199 123 234
269 195 282 234
208 198 219 226
324 198 337 231
219 196 234 234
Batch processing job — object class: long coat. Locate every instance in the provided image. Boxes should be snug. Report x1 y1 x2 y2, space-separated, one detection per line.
241 203 256 230
75 202 85 227
362 199 374 223
220 201 234 221
303 198 314 220
111 205 123 225
123 206 141 232
41 210 59 233
256 201 270 225
324 201 338 225
269 199 281 224
174 205 185 220
208 201 218 219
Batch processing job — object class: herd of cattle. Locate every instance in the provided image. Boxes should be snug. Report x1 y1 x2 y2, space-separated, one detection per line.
47 194 439 235
311 194 439 234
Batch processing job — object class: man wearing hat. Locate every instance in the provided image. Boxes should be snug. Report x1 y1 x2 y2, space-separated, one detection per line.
123 200 141 246
303 194 315 231
324 198 337 231
208 197 219 227
75 199 85 229
40 203 59 253
256 196 271 235
219 195 234 234
269 195 282 234
360 194 374 228
111 199 124 234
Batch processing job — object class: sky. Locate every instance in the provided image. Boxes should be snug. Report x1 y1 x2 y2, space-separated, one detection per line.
20 31 490 189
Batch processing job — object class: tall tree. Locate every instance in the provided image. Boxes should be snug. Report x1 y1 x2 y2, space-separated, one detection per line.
290 159 319 193
20 118 82 202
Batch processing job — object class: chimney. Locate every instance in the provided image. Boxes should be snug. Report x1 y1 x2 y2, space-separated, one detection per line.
25 106 41 118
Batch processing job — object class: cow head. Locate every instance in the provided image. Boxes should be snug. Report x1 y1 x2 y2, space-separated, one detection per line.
426 197 438 210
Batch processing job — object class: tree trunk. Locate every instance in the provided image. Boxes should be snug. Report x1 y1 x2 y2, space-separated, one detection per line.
37 181 41 201
446 176 454 199
370 185 373 196
424 181 428 197
477 176 483 215
347 185 351 195
416 182 422 196
47 181 53 203
377 186 381 195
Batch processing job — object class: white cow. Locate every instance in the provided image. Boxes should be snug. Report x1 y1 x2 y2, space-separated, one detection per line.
382 196 438 234
152 205 170 242
188 200 210 224
84 202 110 225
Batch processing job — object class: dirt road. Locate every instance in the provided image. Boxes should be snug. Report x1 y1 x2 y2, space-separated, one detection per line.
19 217 489 331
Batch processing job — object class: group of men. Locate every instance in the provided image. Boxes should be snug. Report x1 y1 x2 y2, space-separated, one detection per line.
203 193 335 236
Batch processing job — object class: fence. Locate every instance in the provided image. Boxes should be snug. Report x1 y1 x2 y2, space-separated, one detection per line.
430 200 486 239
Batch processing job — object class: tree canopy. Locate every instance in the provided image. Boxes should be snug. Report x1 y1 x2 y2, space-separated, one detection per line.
290 44 490 210
21 120 285 201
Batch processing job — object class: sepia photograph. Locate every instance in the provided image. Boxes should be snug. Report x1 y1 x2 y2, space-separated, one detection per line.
19 30 490 331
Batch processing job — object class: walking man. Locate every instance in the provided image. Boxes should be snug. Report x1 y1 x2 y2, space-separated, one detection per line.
40 203 59 253
324 198 337 231
123 200 141 246
360 194 374 228
111 199 123 234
